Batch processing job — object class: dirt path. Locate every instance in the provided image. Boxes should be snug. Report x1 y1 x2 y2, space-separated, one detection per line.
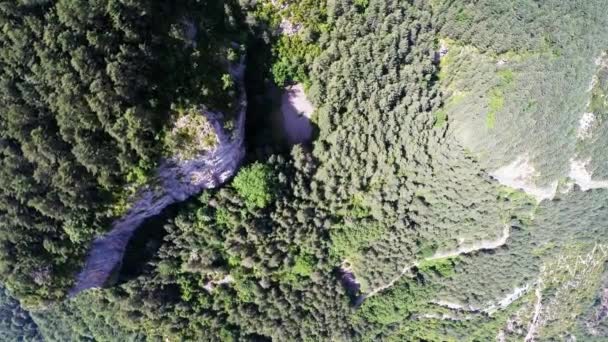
69 59 247 297
432 283 532 316
364 225 511 299
428 225 510 260
525 278 544 342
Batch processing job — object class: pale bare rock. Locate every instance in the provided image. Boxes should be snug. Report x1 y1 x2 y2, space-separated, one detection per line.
496 330 506 342
279 18 302 36
429 224 510 261
488 284 533 316
169 111 220 160
414 312 475 321
577 112 596 140
432 300 480 312
493 155 608 199
525 278 544 342
270 0 288 10
271 0 300 35
595 51 608 67
491 155 558 202
203 274 234 293
495 285 532 311
587 75 598 93
434 282 532 316
568 159 608 191
587 288 608 335
69 58 248 297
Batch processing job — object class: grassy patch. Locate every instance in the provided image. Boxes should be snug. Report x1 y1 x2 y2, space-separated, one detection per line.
497 69 514 86
163 105 219 160
215 207 237 228
486 88 504 129
418 257 457 277
434 110 447 128
330 223 387 261
272 35 321 87
291 254 315 277
276 253 316 282
232 162 277 208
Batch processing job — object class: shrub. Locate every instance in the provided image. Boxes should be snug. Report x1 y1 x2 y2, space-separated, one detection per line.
232 163 277 208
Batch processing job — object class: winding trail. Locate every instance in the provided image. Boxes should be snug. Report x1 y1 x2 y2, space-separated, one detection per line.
431 283 532 316
68 60 247 297
364 225 511 299
525 278 544 342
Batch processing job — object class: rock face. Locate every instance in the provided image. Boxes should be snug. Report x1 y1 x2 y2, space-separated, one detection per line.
68 60 247 297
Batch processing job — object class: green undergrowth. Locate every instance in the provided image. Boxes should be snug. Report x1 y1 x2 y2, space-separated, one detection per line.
232 162 278 208
253 0 326 87
418 257 458 278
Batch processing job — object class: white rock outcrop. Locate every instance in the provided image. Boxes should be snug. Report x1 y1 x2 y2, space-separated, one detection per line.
491 156 558 202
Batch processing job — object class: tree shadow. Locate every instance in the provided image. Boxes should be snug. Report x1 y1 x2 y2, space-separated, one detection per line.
244 28 318 160
112 202 181 285
279 84 315 146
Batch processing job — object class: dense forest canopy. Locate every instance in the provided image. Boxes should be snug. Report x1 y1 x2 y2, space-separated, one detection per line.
0 0 240 305
1 0 608 341
0 286 41 341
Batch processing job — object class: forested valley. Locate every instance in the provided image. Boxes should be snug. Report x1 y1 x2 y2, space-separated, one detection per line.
2 0 608 341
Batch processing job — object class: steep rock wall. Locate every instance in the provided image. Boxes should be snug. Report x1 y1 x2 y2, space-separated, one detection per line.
68 60 247 297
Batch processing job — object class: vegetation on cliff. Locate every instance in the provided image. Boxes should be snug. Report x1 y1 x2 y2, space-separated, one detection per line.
0 0 242 304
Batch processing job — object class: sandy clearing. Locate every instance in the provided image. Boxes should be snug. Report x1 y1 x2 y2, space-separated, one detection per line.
281 83 314 144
